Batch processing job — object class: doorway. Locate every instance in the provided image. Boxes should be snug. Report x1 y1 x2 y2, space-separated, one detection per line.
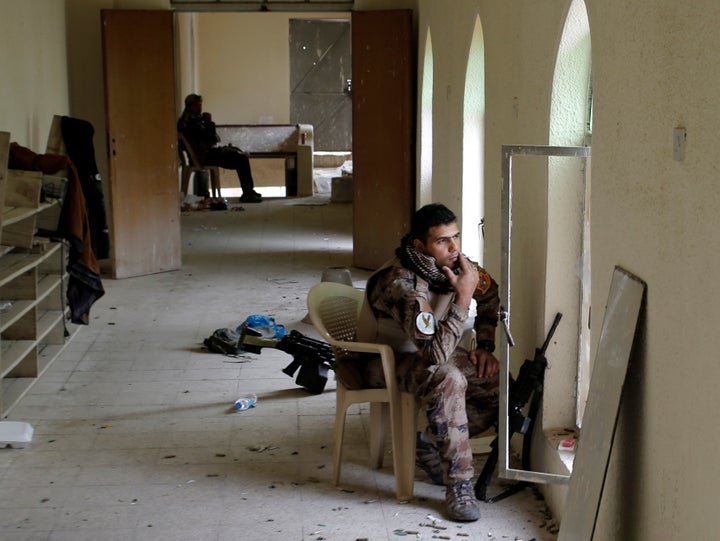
176 11 352 197
289 18 352 152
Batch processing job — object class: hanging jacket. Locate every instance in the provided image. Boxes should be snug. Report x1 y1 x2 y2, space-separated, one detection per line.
60 116 110 260
8 142 105 325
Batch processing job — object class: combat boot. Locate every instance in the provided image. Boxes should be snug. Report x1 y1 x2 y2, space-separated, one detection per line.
445 479 481 522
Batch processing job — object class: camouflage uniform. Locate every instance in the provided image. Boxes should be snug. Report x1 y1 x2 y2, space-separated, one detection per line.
363 260 500 484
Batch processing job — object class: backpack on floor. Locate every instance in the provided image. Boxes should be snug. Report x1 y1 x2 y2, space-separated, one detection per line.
203 328 242 355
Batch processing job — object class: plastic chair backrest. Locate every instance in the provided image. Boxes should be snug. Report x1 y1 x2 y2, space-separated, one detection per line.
307 283 364 347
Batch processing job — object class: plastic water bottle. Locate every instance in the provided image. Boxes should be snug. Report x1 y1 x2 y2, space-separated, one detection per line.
233 394 257 412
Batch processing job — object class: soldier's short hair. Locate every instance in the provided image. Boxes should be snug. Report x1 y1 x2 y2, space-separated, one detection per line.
410 203 457 242
184 93 202 108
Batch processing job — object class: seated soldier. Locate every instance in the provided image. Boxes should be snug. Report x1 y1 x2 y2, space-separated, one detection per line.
178 94 263 203
350 203 500 522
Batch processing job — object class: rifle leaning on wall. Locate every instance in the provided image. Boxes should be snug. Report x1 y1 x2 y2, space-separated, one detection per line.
474 312 563 503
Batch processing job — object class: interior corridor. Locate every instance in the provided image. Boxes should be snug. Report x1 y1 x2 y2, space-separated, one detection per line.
0 195 558 540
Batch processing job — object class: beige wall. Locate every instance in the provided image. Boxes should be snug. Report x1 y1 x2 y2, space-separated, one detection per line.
0 0 70 151
3 0 720 538
184 12 350 124
0 0 170 188
587 2 720 538
418 0 720 539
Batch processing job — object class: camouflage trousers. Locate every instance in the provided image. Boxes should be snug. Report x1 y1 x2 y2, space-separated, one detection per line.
396 348 499 483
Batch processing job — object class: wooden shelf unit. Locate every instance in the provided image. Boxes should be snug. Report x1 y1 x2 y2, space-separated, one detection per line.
0 131 77 417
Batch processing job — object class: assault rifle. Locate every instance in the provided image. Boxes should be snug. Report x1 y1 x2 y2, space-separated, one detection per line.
474 312 562 503
277 330 336 394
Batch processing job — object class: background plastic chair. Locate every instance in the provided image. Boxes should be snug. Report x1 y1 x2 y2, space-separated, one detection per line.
306 281 417 501
178 132 221 197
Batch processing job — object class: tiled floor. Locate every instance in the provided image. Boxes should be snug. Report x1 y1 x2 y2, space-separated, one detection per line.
0 194 559 540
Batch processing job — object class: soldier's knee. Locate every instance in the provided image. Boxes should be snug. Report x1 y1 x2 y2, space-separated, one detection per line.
432 364 467 394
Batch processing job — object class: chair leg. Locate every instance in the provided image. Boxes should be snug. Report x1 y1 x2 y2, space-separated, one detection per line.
333 388 348 486
210 169 221 198
181 168 192 196
368 402 388 469
388 393 418 501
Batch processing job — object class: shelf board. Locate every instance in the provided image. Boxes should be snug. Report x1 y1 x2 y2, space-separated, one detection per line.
2 201 58 227
0 242 61 286
38 324 80 374
0 325 79 418
0 299 35 333
0 376 35 418
37 273 63 304
37 310 65 344
0 339 36 379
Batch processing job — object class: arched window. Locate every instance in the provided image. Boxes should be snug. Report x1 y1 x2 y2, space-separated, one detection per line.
418 28 434 208
461 15 485 263
546 0 592 429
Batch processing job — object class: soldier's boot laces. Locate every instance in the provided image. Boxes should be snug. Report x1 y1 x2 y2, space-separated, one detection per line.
445 480 481 522
415 434 444 486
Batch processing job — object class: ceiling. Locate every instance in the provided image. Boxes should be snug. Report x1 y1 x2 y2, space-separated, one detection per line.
170 0 354 11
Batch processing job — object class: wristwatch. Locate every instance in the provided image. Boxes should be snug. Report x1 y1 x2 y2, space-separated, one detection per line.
477 339 495 353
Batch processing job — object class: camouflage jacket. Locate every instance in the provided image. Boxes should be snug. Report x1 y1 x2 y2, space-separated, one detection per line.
365 261 499 365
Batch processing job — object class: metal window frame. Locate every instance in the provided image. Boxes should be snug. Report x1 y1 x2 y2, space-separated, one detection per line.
498 144 591 485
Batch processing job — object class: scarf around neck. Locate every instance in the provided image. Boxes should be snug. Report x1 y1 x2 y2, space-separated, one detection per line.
395 234 454 294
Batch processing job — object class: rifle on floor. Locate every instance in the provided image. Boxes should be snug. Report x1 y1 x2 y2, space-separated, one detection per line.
474 312 562 503
277 330 336 394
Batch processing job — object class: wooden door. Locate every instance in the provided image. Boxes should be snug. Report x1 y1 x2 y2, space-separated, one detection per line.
351 10 415 270
102 10 181 279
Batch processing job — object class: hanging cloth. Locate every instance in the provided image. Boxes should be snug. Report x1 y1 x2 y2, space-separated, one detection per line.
8 142 105 324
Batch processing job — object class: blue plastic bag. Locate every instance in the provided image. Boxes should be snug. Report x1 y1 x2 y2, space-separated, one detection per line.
237 315 287 339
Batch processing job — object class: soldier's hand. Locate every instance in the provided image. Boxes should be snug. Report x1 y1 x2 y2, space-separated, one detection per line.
443 253 478 307
469 348 500 379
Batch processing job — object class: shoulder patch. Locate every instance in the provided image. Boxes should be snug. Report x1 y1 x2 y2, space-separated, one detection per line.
477 271 491 295
416 311 436 335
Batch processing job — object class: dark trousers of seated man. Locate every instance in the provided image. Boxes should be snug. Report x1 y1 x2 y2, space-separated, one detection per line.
204 146 256 194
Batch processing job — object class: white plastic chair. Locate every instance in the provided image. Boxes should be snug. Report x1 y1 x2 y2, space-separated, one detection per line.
178 132 221 197
306 282 417 501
